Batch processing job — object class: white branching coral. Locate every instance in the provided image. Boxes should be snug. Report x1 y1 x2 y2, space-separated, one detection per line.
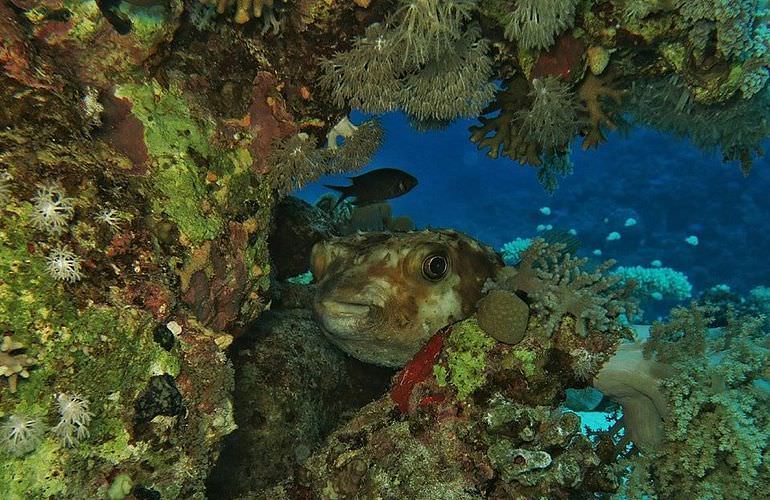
29 181 75 235
1 415 44 456
52 393 92 448
494 239 637 337
45 246 83 283
503 0 578 51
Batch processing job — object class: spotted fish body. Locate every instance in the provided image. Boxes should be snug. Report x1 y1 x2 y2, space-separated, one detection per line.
311 230 503 367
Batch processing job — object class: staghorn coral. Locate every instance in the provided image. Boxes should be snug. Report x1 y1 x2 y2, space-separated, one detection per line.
319 1 495 123
495 239 637 337
0 336 36 393
622 308 770 498
0 415 44 457
29 181 75 235
502 0 578 51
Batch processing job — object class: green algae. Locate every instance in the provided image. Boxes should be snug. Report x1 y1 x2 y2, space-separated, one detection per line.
115 82 223 245
0 206 188 497
503 348 539 379
441 319 496 400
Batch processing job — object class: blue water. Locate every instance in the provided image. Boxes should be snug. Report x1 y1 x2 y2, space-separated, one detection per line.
297 112 770 300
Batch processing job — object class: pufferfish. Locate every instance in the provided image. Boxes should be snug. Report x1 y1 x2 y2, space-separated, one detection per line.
311 230 503 367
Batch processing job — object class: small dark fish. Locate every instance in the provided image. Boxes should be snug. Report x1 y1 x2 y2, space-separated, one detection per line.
325 168 418 207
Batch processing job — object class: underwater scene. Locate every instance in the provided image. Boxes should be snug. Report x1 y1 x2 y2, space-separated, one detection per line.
1 0 769 499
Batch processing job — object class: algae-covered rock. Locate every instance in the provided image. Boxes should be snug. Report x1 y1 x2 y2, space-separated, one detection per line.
207 307 392 498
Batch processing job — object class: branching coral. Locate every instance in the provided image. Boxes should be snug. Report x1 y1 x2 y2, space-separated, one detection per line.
622 307 770 498
0 415 44 457
469 76 541 165
577 73 625 149
0 336 36 393
493 239 637 337
319 0 495 123
612 265 693 302
502 0 578 51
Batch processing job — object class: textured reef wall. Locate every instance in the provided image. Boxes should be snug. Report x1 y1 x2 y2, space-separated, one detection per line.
1 0 768 498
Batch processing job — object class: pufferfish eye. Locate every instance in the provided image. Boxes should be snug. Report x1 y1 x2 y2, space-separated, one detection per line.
422 254 449 281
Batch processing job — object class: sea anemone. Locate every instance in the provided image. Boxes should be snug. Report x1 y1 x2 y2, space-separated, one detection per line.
1 415 44 456
29 181 75 235
52 393 92 448
45 246 83 283
95 208 124 232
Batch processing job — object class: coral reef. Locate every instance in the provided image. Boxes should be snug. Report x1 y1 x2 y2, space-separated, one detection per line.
621 307 770 497
319 0 495 123
1 0 768 496
489 239 637 337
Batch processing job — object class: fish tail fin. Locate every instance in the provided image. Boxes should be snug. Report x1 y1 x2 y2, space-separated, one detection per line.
324 184 350 208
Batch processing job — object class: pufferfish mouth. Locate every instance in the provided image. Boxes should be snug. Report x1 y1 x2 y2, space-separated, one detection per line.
314 299 374 339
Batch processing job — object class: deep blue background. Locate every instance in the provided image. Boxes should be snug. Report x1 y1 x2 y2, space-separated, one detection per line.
297 112 770 299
